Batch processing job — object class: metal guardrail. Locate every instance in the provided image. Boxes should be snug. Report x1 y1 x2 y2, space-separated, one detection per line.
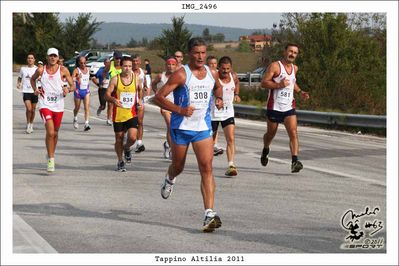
234 104 386 129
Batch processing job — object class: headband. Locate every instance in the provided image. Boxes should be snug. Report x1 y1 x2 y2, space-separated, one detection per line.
166 58 177 64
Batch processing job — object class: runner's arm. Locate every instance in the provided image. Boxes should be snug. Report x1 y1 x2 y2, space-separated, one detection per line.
232 72 241 103
151 73 161 94
62 67 75 92
261 62 288 90
105 76 122 107
211 69 224 110
155 68 194 116
30 67 43 94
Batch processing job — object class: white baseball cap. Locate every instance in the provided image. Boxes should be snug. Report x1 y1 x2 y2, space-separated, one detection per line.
47 48 59 56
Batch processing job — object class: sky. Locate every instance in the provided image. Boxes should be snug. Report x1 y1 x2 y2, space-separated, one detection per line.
57 13 283 29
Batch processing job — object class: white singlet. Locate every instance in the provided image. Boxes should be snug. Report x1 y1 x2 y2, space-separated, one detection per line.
39 65 65 112
157 72 174 103
211 73 235 121
19 66 38 93
267 61 296 112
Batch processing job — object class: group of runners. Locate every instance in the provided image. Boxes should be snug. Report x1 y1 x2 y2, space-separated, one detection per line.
17 38 309 232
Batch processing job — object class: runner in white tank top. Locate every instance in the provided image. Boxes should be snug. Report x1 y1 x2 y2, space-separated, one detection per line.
155 38 224 232
210 56 241 177
30 47 75 172
260 43 310 173
152 56 178 159
132 55 146 153
17 53 38 133
72 56 91 131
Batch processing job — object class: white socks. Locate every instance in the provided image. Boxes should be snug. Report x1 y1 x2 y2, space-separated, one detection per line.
205 209 215 218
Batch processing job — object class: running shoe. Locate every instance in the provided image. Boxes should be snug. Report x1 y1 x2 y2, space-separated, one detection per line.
117 161 126 172
213 146 224 156
124 148 132 163
135 144 145 153
26 124 32 134
163 141 170 159
96 107 102 116
106 119 113 126
203 213 222 233
225 165 238 177
161 178 174 199
260 147 270 166
47 158 55 172
73 119 79 129
29 124 34 133
291 160 303 173
84 123 91 131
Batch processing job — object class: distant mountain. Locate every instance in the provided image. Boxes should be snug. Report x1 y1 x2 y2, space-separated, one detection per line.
93 22 271 45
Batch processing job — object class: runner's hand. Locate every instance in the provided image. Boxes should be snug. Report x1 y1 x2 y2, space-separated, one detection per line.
234 95 241 103
301 91 310 100
215 97 224 110
279 77 290 88
63 87 69 97
179 105 195 117
113 98 122 108
34 88 44 97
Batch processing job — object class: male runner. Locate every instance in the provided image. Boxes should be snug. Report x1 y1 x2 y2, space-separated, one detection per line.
72 55 91 131
260 43 310 173
152 56 178 159
155 38 224 232
30 48 75 172
132 54 146 153
105 56 142 172
17 52 38 133
211 56 241 176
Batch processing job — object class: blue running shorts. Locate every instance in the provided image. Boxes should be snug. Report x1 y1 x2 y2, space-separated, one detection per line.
170 129 213 146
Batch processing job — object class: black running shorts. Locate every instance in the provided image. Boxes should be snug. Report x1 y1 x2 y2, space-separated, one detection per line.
113 117 138 133
266 109 296 123
23 93 38 104
211 117 235 132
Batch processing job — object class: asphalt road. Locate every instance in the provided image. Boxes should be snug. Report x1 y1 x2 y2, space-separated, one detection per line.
11 73 387 254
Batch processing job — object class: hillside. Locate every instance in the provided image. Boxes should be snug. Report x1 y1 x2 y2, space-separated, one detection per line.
93 22 271 45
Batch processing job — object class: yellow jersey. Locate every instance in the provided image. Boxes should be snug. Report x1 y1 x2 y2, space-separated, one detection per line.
112 73 138 122
109 60 122 79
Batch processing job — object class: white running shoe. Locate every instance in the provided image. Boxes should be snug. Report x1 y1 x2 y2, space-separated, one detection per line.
73 119 79 129
106 119 113 126
161 178 174 199
26 124 32 134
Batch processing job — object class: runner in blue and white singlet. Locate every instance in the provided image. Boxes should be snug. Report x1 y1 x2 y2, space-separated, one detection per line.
170 64 215 132
155 38 224 233
72 55 92 131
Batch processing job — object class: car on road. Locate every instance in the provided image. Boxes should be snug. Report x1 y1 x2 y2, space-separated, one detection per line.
64 50 112 74
87 53 130 77
237 67 266 83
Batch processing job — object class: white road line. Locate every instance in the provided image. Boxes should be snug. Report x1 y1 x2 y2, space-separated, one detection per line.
13 213 58 253
245 152 386 187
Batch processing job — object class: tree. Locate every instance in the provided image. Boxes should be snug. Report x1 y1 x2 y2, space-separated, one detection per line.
213 33 225 43
238 40 251 52
158 16 192 59
127 37 138 48
13 13 63 63
61 13 102 58
202 28 211 42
